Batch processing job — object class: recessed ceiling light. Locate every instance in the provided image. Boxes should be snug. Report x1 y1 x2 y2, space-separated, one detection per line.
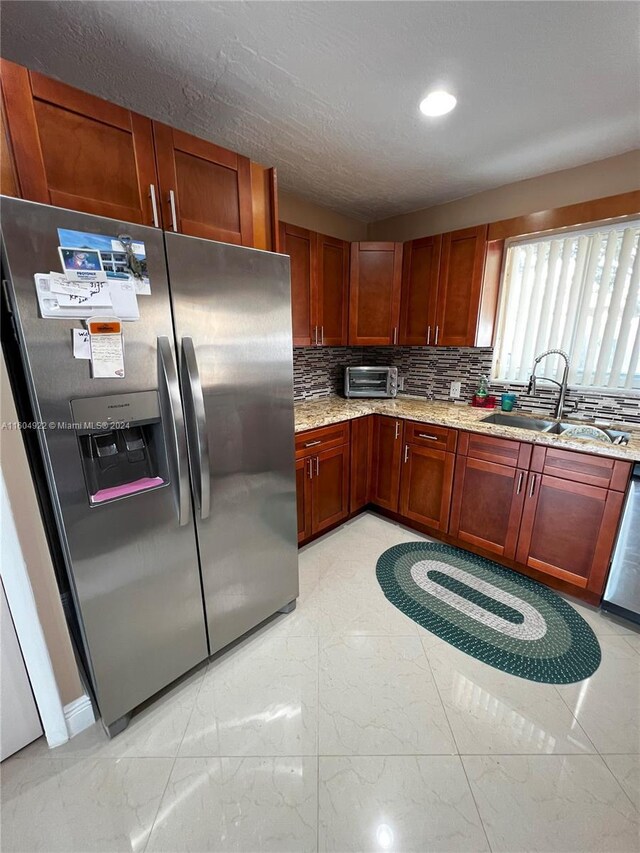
419 90 457 117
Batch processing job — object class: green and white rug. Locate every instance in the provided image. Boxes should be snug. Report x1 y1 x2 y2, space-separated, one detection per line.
376 542 601 683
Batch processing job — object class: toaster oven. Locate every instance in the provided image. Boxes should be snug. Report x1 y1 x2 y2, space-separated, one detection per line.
344 366 398 398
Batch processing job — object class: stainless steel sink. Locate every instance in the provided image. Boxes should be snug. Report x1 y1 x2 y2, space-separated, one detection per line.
480 413 555 431
480 412 630 444
544 422 630 444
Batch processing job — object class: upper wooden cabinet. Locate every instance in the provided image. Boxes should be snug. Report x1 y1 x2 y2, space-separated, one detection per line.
279 222 349 347
280 222 315 346
0 59 277 249
400 225 501 348
316 232 349 346
153 122 253 245
399 234 441 345
349 242 403 345
1 60 157 224
436 225 489 346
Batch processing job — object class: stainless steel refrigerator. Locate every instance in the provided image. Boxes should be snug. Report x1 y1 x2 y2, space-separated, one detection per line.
1 197 298 735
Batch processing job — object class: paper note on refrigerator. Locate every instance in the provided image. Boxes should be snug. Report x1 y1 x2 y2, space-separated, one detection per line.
87 317 125 378
107 280 139 320
72 328 91 359
34 273 138 320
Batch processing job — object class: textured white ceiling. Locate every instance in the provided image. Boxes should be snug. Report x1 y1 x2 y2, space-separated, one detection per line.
2 1 639 221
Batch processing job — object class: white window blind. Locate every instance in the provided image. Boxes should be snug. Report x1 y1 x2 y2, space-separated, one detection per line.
493 220 640 390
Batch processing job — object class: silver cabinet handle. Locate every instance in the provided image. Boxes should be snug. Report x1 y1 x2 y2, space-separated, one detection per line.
169 189 178 232
404 444 409 463
394 421 400 440
426 326 431 345
321 326 324 345
315 456 320 476
417 433 438 441
149 184 159 227
304 439 321 448
516 471 524 495
308 458 313 479
180 337 210 520
435 325 440 345
393 326 398 344
528 474 537 498
157 336 190 526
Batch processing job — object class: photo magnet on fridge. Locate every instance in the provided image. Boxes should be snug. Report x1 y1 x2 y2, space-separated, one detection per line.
58 246 106 283
58 228 151 295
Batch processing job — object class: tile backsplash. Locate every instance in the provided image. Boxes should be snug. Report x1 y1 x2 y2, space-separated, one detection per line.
293 346 640 424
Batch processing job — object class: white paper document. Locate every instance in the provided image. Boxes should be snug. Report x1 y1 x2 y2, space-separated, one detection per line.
87 317 125 379
72 329 91 359
108 280 140 320
34 273 139 320
49 272 93 297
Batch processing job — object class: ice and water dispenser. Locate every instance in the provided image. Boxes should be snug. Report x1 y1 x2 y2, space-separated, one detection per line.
71 391 169 505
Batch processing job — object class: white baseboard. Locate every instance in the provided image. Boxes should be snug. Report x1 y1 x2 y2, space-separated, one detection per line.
63 694 95 738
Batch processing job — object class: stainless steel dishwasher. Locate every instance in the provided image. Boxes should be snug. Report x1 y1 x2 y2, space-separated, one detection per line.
602 464 640 625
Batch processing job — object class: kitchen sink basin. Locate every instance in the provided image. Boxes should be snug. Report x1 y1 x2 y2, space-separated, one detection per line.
480 412 630 444
480 413 555 431
544 422 630 444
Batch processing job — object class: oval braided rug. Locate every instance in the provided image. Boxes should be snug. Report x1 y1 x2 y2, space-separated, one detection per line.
376 542 601 683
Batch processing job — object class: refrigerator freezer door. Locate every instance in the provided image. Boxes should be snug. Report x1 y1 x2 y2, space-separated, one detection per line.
165 233 299 653
1 198 208 729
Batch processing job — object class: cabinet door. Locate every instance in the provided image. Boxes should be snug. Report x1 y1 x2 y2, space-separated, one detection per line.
436 225 488 346
279 222 315 346
371 416 403 511
350 415 374 512
449 457 527 559
349 242 403 345
153 122 253 245
316 232 349 346
311 445 350 534
399 444 454 532
399 235 441 345
296 457 312 543
516 473 625 594
1 60 158 224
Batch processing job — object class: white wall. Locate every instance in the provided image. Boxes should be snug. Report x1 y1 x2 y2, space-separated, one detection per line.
368 151 640 241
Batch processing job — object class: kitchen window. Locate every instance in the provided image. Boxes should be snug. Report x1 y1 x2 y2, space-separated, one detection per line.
492 219 640 391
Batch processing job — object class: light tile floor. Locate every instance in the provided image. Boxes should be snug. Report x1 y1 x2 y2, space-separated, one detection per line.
2 512 639 852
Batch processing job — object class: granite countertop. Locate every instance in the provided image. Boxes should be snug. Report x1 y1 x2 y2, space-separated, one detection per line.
294 396 640 462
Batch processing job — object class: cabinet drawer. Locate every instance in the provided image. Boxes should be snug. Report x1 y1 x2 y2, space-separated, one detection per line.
530 446 632 491
459 431 532 468
405 421 457 452
295 421 350 458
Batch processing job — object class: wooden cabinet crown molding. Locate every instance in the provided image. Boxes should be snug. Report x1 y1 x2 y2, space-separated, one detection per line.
487 191 640 242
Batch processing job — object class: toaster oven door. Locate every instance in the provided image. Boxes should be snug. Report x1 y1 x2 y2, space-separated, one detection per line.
346 367 395 397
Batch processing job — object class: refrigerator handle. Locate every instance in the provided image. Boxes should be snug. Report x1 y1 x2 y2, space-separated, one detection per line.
157 336 190 526
180 337 211 521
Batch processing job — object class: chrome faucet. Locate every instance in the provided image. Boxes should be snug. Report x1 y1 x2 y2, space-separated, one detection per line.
526 349 571 420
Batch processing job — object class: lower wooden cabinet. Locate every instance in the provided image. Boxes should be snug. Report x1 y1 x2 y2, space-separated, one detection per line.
294 418 630 601
371 416 403 510
296 457 312 543
399 443 454 532
515 472 625 594
296 426 350 541
449 457 527 559
312 445 350 534
350 416 374 512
